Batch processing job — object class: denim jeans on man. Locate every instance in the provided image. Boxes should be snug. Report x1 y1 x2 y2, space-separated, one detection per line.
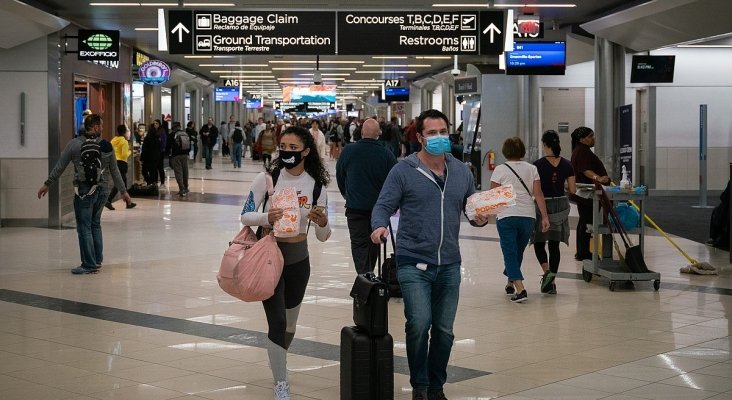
232 142 243 167
496 216 535 281
74 186 110 269
202 144 213 168
398 262 460 391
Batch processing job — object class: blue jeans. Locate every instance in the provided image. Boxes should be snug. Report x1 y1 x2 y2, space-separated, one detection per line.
398 262 461 391
74 187 109 269
202 144 213 167
496 216 535 281
232 142 242 167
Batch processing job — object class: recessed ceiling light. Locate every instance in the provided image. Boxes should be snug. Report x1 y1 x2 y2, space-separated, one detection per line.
355 70 416 74
183 2 235 6
416 56 452 59
199 64 268 67
134 27 159 31
362 64 431 68
271 67 314 71
494 3 576 7
90 2 140 5
140 2 177 5
210 71 273 74
432 3 491 7
299 73 351 76
269 60 364 64
372 56 407 59
184 55 212 59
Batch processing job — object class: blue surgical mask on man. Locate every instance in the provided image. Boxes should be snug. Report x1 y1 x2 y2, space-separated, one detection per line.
423 135 451 155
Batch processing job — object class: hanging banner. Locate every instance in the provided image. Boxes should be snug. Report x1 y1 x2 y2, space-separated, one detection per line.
618 104 633 181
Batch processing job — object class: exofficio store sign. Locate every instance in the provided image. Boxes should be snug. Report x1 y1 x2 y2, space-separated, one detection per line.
78 30 120 61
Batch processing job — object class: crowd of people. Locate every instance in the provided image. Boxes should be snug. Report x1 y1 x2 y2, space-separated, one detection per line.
43 107 614 400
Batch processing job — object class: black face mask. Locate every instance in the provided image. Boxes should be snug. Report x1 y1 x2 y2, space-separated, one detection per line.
279 150 303 169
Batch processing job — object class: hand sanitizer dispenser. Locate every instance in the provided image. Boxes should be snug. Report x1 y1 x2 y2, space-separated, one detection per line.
620 165 631 190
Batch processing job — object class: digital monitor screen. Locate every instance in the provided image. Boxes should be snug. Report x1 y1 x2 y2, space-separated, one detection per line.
245 97 262 109
505 41 566 75
282 85 336 103
215 87 240 102
630 55 675 83
385 86 410 102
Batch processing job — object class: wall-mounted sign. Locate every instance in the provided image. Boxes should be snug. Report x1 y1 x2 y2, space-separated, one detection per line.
139 60 171 85
513 21 543 38
338 11 505 55
78 30 119 61
168 10 336 55
133 49 151 66
454 76 479 94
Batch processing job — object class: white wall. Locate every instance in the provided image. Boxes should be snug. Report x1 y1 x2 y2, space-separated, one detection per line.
0 36 50 221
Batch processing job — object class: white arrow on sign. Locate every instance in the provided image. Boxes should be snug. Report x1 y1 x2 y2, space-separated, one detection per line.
482 23 501 43
171 22 190 43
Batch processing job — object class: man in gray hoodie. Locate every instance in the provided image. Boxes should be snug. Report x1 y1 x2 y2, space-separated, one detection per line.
38 114 131 275
371 109 488 400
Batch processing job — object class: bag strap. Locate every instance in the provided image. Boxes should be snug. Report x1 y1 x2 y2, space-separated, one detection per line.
504 163 534 201
256 170 277 238
306 181 323 235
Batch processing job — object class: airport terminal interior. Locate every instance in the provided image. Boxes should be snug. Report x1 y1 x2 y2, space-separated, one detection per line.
1 0 732 399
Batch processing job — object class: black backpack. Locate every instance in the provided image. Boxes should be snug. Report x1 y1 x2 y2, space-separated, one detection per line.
381 125 393 141
232 128 244 144
329 126 340 142
80 137 103 190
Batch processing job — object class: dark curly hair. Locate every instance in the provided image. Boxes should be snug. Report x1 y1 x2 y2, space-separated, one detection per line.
273 126 330 187
542 130 561 156
571 126 594 150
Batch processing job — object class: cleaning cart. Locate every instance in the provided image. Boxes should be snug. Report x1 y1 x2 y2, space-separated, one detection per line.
580 184 661 291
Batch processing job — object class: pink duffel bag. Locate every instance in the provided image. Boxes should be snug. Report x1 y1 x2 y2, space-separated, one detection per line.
217 226 284 302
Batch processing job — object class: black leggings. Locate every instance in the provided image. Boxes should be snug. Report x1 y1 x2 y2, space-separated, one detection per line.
108 160 128 202
534 241 561 273
262 256 310 349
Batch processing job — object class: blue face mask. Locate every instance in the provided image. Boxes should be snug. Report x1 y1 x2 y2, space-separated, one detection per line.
423 135 451 155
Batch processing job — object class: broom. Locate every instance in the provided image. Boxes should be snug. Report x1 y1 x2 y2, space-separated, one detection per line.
612 182 717 275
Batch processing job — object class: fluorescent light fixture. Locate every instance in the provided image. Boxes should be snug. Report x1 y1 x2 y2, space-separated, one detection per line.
135 27 158 31
141 2 177 5
271 67 314 71
199 64 268 67
184 55 211 59
495 3 576 7
372 56 408 59
210 70 273 74
269 60 364 64
677 44 732 48
362 64 431 68
219 76 277 79
355 70 416 74
432 3 490 7
416 56 451 59
498 53 506 70
183 2 235 5
90 2 139 5
299 73 351 76
344 79 380 82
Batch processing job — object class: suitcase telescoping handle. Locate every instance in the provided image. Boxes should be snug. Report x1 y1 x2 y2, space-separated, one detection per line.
376 221 396 279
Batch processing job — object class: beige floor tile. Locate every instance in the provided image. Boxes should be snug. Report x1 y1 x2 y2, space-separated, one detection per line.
7 364 96 386
193 383 277 400
161 354 244 373
516 382 614 400
630 354 718 372
660 372 732 392
458 373 545 394
88 383 184 400
107 364 195 383
0 351 53 373
62 354 150 373
149 374 241 395
559 372 650 393
122 346 201 363
0 383 79 400
51 374 140 395
623 382 719 400
692 362 732 378
598 363 683 382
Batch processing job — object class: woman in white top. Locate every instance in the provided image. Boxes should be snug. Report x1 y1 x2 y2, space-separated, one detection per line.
240 126 331 400
490 137 549 303
309 119 328 166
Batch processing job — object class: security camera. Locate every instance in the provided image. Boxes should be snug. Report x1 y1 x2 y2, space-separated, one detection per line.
451 68 461 77
313 70 322 85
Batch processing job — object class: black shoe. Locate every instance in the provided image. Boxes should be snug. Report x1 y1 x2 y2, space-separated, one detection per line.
428 390 448 400
505 284 515 296
105 202 115 210
510 290 528 303
126 202 136 209
71 265 99 275
575 254 591 261
412 389 428 400
548 284 557 295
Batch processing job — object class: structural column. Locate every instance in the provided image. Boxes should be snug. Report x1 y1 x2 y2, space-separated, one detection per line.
144 84 161 124
594 37 625 178
172 82 186 124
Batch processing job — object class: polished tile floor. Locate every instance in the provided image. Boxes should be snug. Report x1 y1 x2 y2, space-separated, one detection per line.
1 154 731 400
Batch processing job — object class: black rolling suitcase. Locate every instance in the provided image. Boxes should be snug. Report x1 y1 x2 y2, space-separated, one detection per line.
340 326 394 400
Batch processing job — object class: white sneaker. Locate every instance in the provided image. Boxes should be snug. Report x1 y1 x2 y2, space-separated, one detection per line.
273 380 290 400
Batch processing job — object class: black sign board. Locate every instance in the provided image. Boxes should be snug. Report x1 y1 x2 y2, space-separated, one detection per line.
78 30 120 61
478 11 505 56
169 11 336 55
454 76 478 94
338 12 503 55
168 10 193 55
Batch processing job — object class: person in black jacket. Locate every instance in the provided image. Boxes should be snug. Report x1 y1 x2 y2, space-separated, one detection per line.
140 122 161 185
199 117 219 169
169 122 190 196
336 118 398 274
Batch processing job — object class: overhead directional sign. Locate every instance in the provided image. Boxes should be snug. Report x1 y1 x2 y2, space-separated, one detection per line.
338 11 504 55
479 11 506 55
167 10 336 55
